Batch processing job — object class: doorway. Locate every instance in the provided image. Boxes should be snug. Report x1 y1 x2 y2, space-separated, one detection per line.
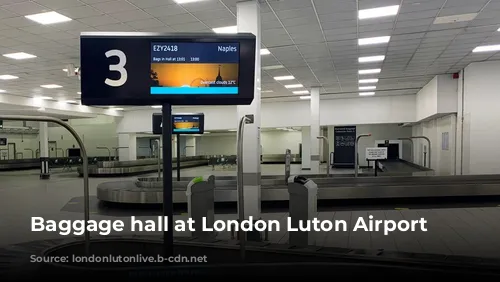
48 141 57 158
8 143 16 159
378 143 399 160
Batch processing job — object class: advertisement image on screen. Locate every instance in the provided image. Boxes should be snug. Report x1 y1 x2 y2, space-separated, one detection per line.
150 43 239 95
172 114 204 134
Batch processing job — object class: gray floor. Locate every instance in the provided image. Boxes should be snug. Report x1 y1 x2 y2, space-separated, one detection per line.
0 164 499 258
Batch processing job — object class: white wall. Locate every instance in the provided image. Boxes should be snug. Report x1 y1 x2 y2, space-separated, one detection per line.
459 61 500 175
412 114 457 175
416 76 438 121
117 95 416 133
416 74 458 121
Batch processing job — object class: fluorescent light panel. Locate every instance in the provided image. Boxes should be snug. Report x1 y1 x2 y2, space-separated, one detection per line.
0 89 6 93
359 92 375 96
77 92 82 94
0 75 18 80
359 55 385 63
37 96 53 100
174 0 206 3
274 75 294 81
358 36 390 46
359 69 381 74
260 48 270 55
293 90 309 94
300 96 311 100
63 100 78 104
25 11 72 25
358 5 399 20
113 108 124 111
151 105 162 108
472 45 500 53
212 25 237 34
261 90 273 93
3 52 36 60
41 84 63 89
359 78 379 84
359 86 376 90
262 65 284 70
285 84 303 89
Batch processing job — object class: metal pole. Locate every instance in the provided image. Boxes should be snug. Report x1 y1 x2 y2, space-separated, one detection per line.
176 134 181 181
317 136 329 177
96 147 111 161
410 136 431 169
285 149 291 185
398 138 414 163
237 116 249 261
0 115 90 254
155 139 161 179
354 133 371 177
162 104 174 257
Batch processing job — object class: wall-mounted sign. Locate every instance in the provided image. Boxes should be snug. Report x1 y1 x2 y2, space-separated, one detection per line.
80 32 256 106
0 138 6 146
366 147 388 160
333 126 356 168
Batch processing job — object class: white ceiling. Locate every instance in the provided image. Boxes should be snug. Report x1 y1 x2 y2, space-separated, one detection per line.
0 0 500 109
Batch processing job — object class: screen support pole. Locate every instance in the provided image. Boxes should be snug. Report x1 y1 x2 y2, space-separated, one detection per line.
176 134 181 181
162 103 174 257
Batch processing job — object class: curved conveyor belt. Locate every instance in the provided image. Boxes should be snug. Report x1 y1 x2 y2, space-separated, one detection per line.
96 174 500 204
78 156 209 177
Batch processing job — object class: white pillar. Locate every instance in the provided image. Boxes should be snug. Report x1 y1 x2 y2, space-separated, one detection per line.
172 135 177 157
39 122 50 179
118 133 137 161
301 126 311 170
185 136 196 156
237 0 261 219
310 87 320 173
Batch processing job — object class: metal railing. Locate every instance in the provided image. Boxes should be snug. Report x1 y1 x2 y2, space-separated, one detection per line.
96 146 112 161
354 133 372 177
237 115 252 261
0 115 90 254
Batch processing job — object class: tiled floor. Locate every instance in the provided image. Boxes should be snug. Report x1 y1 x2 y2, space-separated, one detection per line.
1 165 499 258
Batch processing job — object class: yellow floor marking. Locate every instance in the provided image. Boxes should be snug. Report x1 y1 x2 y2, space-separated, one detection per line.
181 213 188 216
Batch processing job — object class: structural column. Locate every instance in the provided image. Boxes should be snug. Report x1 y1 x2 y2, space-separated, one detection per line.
117 133 137 161
39 122 50 179
185 136 196 156
237 0 261 219
310 87 321 173
301 126 311 170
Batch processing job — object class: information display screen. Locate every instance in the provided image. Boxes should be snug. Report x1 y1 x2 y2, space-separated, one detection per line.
172 114 204 134
80 33 256 106
150 43 239 95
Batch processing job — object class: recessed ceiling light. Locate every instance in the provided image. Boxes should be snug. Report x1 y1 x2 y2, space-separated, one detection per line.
433 13 477 25
300 96 311 100
359 78 379 84
359 86 376 90
3 52 36 60
359 69 381 74
63 100 78 104
212 25 237 34
260 48 271 55
36 96 53 100
228 129 237 132
359 92 375 96
0 75 18 80
358 36 390 46
262 65 284 70
77 92 82 95
472 45 500 53
293 90 309 94
274 75 295 81
359 55 385 63
285 84 303 89
151 105 162 108
261 90 273 93
113 108 124 111
498 27 500 31
174 0 206 3
358 5 399 20
0 89 6 93
25 11 72 25
41 84 63 89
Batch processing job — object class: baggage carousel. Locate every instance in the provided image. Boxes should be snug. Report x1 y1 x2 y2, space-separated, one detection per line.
96 174 500 204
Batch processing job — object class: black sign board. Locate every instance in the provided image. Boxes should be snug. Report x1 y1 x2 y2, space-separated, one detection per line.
67 148 81 157
0 120 3 129
152 113 204 135
333 126 356 168
80 32 256 106
0 138 6 146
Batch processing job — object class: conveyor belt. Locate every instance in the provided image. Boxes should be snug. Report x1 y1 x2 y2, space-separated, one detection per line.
77 156 208 177
377 159 433 176
97 174 500 204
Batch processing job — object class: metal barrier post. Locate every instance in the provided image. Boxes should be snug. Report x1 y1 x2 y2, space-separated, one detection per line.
317 136 329 177
0 115 90 255
96 146 111 161
237 115 252 261
354 133 371 177
410 136 431 169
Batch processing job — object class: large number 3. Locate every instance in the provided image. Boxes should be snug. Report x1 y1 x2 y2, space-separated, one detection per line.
104 50 127 87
